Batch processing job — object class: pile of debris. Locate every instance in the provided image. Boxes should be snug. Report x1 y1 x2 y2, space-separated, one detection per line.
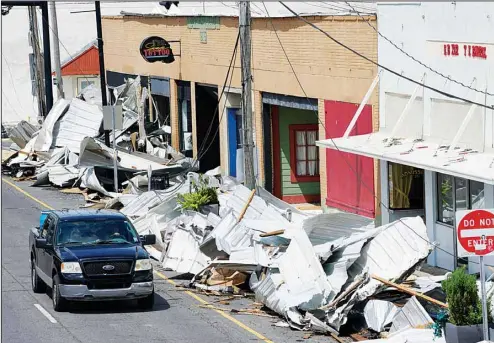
116 172 446 341
2 77 194 200
2 78 449 342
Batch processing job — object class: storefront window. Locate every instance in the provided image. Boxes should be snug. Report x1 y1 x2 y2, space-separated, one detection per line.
437 174 454 225
388 162 424 210
437 173 485 225
289 124 319 182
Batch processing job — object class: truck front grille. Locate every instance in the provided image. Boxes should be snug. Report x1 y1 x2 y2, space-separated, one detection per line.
83 261 133 276
87 281 132 290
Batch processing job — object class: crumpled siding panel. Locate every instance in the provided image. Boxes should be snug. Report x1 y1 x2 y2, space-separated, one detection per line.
47 165 80 187
276 229 334 311
52 98 103 153
162 227 210 274
389 296 433 333
302 212 373 246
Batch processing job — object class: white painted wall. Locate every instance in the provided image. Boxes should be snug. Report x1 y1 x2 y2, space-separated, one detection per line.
62 76 75 99
378 2 494 272
378 2 494 151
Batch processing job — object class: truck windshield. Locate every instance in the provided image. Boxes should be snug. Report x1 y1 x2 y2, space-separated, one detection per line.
56 219 140 246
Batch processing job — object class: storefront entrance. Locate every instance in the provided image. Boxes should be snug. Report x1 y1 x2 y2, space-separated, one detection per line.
196 84 220 172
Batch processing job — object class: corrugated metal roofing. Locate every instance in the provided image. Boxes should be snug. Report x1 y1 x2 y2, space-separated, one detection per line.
47 165 80 187
389 296 433 333
302 212 374 246
52 99 103 154
317 132 494 185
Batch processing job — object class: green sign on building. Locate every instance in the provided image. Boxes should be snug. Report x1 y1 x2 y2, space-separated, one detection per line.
186 17 220 30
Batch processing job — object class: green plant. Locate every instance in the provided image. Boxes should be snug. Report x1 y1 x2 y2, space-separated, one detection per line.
177 174 218 211
442 267 491 326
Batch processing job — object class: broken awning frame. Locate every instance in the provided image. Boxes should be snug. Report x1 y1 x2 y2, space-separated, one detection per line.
316 72 494 185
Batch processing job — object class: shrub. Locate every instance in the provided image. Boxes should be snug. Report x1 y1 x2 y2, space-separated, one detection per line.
442 267 491 326
177 175 218 211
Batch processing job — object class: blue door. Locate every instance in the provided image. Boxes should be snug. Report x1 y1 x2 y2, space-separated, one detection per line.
227 108 242 177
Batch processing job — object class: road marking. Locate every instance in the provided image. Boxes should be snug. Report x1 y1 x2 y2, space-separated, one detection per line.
4 177 274 343
34 304 58 324
154 271 274 343
2 178 54 210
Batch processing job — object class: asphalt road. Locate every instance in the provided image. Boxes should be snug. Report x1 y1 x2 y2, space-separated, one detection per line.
1 178 338 343
2 138 12 150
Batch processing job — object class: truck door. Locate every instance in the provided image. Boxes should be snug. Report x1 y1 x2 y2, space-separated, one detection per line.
39 216 56 280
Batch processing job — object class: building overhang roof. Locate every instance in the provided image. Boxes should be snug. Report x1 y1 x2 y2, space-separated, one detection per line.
317 132 494 185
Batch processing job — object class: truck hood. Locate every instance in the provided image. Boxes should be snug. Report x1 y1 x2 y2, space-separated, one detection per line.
58 244 148 261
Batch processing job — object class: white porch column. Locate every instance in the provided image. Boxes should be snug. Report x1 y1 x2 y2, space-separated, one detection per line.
424 170 437 266
380 161 390 224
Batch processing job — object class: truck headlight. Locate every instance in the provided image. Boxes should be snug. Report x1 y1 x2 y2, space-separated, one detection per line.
135 259 152 271
61 262 82 274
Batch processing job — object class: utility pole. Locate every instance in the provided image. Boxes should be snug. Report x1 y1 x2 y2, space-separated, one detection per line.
95 1 110 147
28 6 46 118
49 1 64 99
41 1 53 115
239 1 255 190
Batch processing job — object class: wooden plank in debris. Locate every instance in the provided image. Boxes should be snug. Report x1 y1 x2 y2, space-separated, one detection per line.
349 333 368 341
198 304 277 318
60 187 84 194
330 333 346 343
237 189 256 223
371 274 448 308
260 229 285 237
320 274 366 310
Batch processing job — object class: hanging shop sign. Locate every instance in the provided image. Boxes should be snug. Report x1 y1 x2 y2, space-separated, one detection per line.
140 36 175 64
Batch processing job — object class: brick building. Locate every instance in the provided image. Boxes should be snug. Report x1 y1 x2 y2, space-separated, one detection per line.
101 2 380 217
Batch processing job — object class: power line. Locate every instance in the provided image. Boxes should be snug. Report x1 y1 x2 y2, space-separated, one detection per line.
263 2 480 265
2 90 23 121
165 30 240 181
197 34 239 161
278 1 493 111
344 1 493 97
195 31 240 162
1 53 24 111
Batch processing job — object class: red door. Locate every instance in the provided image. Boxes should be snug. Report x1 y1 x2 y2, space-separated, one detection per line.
324 100 375 217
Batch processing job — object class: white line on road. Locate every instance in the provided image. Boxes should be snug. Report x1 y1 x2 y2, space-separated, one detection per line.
34 304 58 324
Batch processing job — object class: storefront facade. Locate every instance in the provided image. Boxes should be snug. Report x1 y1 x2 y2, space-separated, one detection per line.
102 4 380 213
318 2 494 272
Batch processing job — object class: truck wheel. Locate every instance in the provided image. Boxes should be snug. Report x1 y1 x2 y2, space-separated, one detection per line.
31 261 46 294
137 291 155 310
52 275 68 312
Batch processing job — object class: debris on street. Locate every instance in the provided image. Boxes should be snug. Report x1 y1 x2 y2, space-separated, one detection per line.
1 77 450 342
114 172 441 340
2 77 194 195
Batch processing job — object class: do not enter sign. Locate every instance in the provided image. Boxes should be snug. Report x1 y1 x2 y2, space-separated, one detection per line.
456 209 494 257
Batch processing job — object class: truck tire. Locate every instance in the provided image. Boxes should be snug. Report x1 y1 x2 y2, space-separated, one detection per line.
31 261 46 294
137 291 155 310
52 274 68 312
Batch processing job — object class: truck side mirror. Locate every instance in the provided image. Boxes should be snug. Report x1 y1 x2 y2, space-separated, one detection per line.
35 238 47 249
141 234 156 245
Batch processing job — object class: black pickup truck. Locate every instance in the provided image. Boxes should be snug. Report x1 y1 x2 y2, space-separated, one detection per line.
29 209 157 312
